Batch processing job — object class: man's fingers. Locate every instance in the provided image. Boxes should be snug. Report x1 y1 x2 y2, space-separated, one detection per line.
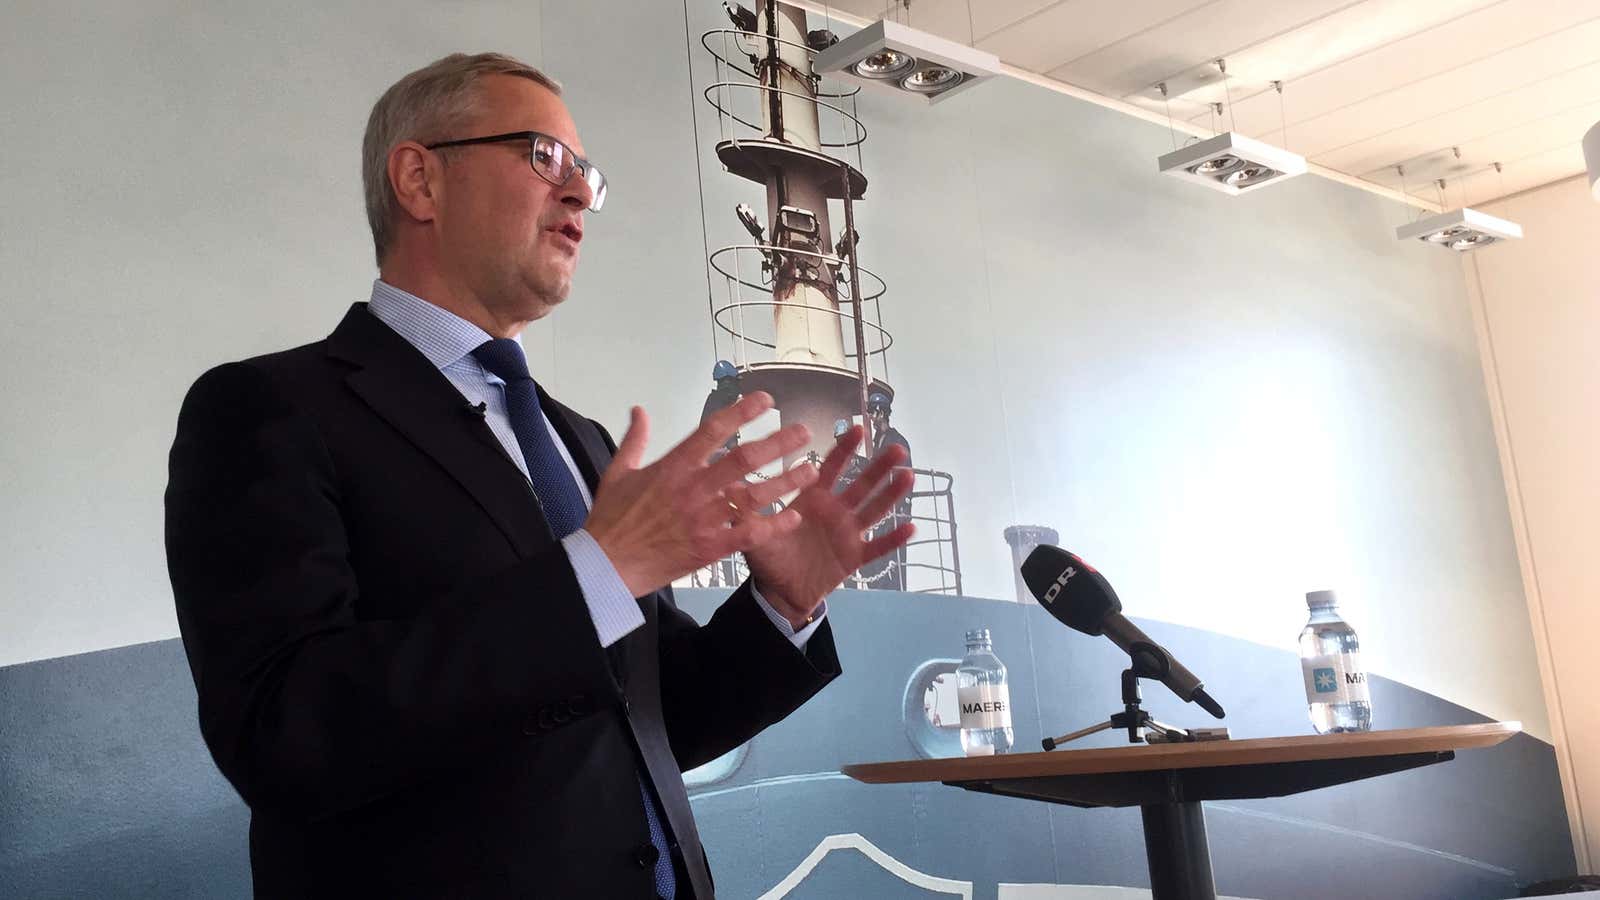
607 406 649 476
815 425 863 487
860 521 916 563
837 443 907 509
729 507 803 549
700 423 811 490
742 463 819 509
854 467 915 529
674 391 774 465
718 464 815 521
722 481 759 514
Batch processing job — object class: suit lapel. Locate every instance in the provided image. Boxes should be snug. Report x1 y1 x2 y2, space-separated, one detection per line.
537 386 609 497
329 305 703 885
326 303 555 558
539 393 714 894
534 386 643 686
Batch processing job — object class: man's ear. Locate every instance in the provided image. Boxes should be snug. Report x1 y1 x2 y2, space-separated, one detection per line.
388 141 440 224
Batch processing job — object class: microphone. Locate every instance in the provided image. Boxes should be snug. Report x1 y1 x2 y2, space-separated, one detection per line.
1022 545 1225 719
464 401 487 418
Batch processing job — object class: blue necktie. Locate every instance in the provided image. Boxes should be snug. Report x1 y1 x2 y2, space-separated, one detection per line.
471 339 677 900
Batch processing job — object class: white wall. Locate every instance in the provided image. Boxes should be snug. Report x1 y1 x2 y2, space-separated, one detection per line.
1463 174 1600 871
0 0 546 664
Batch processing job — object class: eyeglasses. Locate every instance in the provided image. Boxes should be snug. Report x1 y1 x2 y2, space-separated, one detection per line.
425 131 607 212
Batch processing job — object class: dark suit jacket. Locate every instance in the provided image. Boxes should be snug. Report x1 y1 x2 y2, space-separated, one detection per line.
164 303 840 898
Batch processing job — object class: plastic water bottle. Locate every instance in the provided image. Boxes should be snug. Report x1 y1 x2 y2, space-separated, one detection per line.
958 629 1014 756
1299 590 1372 733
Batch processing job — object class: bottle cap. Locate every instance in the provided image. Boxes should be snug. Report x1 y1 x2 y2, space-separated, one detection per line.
964 628 991 644
1306 590 1338 609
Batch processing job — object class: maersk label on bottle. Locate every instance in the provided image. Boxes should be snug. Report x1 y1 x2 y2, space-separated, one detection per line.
1301 652 1370 705
958 683 1012 730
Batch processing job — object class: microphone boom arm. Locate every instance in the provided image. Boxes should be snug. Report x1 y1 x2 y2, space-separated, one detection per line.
1104 621 1226 719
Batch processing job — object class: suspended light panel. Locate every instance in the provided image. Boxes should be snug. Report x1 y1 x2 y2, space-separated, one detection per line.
1158 132 1306 196
1395 207 1522 252
813 18 999 104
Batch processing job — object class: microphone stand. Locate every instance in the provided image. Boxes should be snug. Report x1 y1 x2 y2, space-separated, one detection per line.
1042 642 1229 750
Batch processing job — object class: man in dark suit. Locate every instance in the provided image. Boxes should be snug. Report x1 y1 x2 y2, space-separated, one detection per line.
164 52 913 898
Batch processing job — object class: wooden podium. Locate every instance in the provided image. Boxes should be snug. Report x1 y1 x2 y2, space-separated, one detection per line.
843 723 1519 900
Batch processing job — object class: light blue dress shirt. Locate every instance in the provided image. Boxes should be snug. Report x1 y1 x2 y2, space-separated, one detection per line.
366 280 824 649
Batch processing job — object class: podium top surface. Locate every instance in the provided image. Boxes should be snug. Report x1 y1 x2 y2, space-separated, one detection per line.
842 723 1520 785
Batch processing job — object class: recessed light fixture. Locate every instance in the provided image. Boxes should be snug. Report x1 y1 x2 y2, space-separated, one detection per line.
1396 207 1522 251
814 18 999 104
1157 132 1307 196
900 65 961 93
853 48 915 80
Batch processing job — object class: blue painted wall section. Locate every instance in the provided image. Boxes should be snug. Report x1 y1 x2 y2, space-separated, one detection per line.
0 589 1573 898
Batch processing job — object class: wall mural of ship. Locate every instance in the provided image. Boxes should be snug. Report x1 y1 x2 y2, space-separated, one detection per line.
686 0 958 598
671 4 1577 898
0 4 1578 898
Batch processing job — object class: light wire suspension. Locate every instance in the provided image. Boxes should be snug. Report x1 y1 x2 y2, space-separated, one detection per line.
1158 82 1177 150
1272 80 1287 150
1215 59 1236 132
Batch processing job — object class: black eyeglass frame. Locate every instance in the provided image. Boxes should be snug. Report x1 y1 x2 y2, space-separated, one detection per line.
424 130 606 212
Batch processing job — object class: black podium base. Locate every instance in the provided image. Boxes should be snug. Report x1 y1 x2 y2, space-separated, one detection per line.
1142 801 1216 900
949 749 1454 899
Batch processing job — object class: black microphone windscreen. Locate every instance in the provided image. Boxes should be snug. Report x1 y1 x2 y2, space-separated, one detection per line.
1021 545 1122 635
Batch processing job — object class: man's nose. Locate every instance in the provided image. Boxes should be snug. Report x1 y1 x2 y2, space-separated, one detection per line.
559 170 593 209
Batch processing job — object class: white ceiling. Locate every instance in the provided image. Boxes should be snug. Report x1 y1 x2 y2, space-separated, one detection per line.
811 0 1600 207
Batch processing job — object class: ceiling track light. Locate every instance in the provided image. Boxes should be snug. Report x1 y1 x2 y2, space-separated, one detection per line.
1395 206 1522 252
813 18 1000 104
1157 132 1307 196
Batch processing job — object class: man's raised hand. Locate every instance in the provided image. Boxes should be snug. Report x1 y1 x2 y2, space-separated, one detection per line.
585 392 818 598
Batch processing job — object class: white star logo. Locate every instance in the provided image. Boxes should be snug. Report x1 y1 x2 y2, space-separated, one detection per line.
1316 671 1336 690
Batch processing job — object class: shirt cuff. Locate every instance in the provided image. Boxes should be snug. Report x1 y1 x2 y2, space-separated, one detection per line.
750 581 826 649
561 529 646 648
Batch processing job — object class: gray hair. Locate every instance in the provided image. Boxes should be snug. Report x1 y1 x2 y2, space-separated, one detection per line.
362 52 561 265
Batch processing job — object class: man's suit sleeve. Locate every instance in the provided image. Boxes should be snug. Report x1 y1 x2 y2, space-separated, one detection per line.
165 362 619 822
658 584 840 771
